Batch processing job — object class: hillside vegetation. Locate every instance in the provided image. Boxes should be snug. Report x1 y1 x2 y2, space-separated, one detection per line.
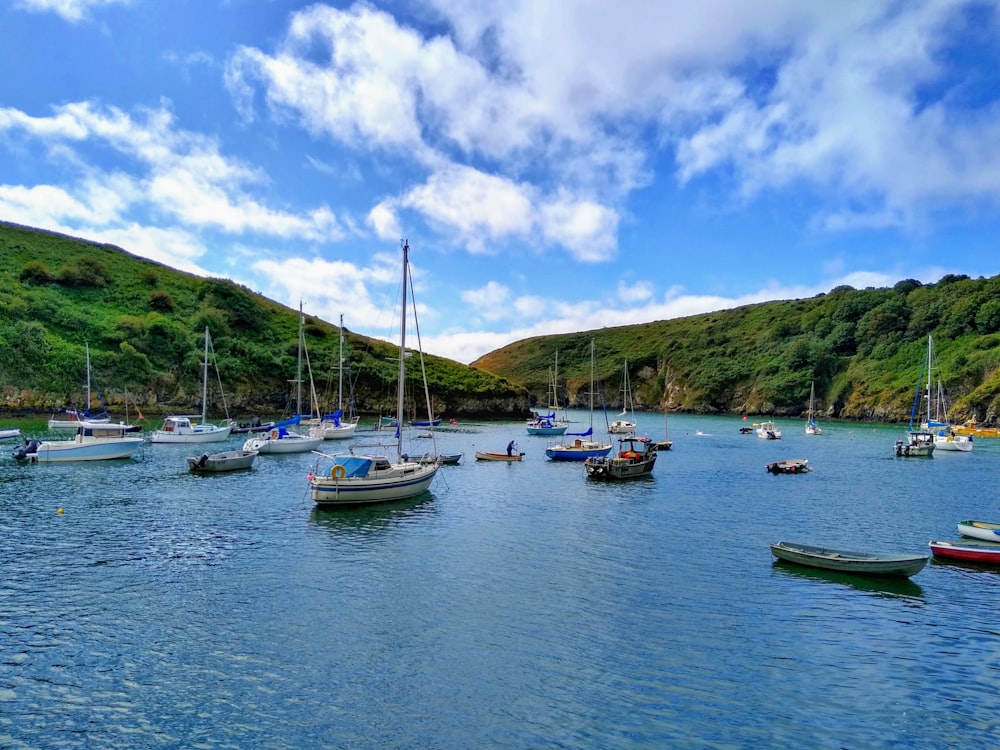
474 276 1000 424
0 222 525 418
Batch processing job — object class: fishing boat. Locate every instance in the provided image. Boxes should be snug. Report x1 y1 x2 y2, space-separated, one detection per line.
956 520 1000 543
805 382 822 435
150 328 233 444
770 541 929 577
526 353 569 436
756 420 781 440
475 451 524 462
765 458 812 474
584 435 656 480
308 240 440 507
929 539 1000 564
48 343 111 429
187 449 258 473
12 423 143 463
545 341 612 461
608 360 636 434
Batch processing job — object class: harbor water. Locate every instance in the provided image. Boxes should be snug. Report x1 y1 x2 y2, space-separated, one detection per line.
2 412 999 748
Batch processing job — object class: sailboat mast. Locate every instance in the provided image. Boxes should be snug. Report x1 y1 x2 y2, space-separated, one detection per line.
338 313 345 413
201 327 209 424
589 339 595 428
925 335 933 425
85 342 91 414
397 240 410 456
296 302 305 417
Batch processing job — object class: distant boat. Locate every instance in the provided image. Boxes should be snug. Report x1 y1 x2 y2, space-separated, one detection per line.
187 449 258 473
475 451 523 462
765 458 812 475
918 336 972 452
771 541 929 577
896 336 935 457
150 328 233 444
545 340 612 461
526 352 569 436
402 452 462 465
805 382 822 435
756 420 781 440
48 343 111 429
608 360 636 434
318 314 360 440
0 427 22 441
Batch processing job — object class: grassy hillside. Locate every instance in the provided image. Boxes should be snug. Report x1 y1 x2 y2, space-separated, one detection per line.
0 222 525 418
474 276 1000 424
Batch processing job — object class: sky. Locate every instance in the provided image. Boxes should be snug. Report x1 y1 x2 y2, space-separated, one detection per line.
2 1 1000 364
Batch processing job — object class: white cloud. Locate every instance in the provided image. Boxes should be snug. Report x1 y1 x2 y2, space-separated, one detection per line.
13 0 128 23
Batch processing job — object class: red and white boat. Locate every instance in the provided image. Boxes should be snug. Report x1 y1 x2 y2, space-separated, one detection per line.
929 539 1000 564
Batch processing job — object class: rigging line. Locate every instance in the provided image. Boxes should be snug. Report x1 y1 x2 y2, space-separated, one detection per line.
405 248 438 457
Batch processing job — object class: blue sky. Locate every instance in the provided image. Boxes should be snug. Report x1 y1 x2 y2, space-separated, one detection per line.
3 0 999 363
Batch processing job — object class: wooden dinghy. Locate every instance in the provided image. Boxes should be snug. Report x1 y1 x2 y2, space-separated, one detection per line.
475 451 523 462
770 541 929 577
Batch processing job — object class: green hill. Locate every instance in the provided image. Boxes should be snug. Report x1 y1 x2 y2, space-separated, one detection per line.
473 276 1000 424
0 222 525 419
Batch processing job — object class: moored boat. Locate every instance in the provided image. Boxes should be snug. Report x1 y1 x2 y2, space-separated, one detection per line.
475 451 524 462
756 420 781 439
0 427 22 441
770 541 929 577
12 424 143 462
584 435 656 480
894 431 934 457
187 449 258 472
766 458 812 474
929 539 1000 564
402 452 463 465
956 520 1000 543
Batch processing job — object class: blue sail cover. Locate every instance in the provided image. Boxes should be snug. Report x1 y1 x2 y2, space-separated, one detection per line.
566 427 593 437
322 409 343 426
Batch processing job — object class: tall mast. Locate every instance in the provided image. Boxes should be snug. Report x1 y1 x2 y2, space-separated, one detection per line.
397 240 410 457
201 327 209 424
338 313 345 413
85 342 91 414
589 339 595 428
297 302 304 417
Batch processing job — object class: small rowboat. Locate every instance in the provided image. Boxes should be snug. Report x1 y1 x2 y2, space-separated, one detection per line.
770 541 929 577
956 520 1000 543
187 449 258 473
475 451 524 462
766 458 811 474
929 539 1000 564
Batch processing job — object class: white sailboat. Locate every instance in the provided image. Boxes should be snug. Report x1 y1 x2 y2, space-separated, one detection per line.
244 305 323 454
48 343 111 429
609 359 637 434
526 352 569 435
309 240 440 507
896 335 935 457
318 314 360 440
918 335 972 452
805 381 822 435
150 328 233 444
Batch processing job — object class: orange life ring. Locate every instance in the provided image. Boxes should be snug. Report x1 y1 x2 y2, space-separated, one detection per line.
331 464 346 479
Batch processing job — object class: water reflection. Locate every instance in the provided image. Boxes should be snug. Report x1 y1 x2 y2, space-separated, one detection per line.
308 493 437 536
772 560 926 600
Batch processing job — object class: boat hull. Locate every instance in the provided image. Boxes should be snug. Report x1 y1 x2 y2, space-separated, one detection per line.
475 451 523 461
244 433 323 454
933 434 973 452
187 450 258 472
310 462 439 507
956 521 1000 543
526 424 568 436
770 541 929 577
766 458 812 474
150 423 233 444
23 437 143 462
929 539 1000 564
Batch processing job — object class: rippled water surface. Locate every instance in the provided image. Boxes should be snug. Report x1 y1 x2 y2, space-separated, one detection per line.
3 413 1000 748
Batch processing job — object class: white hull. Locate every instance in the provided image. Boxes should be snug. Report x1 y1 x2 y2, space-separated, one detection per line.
805 424 822 435
0 428 21 440
244 433 323 454
26 436 142 462
934 434 973 452
609 420 636 434
957 521 1000 542
756 421 782 439
310 461 438 506
150 423 233 443
320 421 358 440
48 416 110 430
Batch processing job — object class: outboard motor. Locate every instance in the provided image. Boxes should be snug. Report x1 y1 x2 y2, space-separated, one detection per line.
12 439 40 462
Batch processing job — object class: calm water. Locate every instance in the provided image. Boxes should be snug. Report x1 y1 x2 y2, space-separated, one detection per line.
2 412 1000 748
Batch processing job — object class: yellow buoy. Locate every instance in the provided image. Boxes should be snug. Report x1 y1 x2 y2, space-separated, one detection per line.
57 508 64 514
